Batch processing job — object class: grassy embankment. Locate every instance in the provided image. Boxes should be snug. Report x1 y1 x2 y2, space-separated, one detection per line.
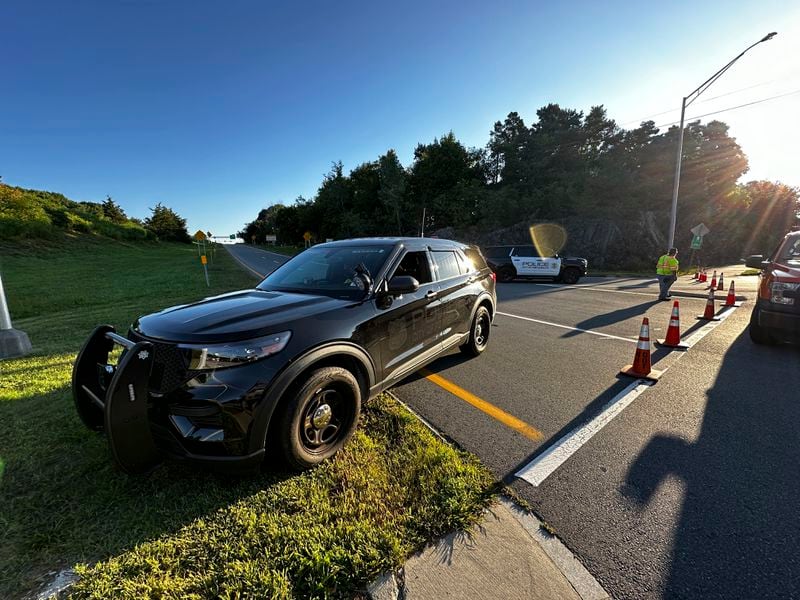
0 235 494 599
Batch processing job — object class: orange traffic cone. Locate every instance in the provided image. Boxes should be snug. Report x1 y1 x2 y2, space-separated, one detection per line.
718 272 724 291
657 301 689 350
700 270 707 283
697 288 721 321
709 271 717 290
620 317 664 380
725 280 742 307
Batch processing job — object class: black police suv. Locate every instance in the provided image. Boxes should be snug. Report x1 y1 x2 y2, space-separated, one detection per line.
73 238 496 474
745 228 800 344
482 245 588 284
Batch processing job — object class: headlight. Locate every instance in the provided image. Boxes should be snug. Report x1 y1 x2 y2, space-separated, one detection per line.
180 331 292 370
770 282 799 305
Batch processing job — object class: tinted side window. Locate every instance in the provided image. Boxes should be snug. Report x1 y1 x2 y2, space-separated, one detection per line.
432 251 461 280
483 246 511 258
513 246 540 257
392 251 433 284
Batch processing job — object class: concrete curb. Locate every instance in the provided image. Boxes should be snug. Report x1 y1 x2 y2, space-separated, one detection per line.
502 499 609 600
374 392 609 600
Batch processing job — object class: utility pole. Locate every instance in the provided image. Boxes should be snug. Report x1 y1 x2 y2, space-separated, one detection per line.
667 32 777 249
0 272 32 359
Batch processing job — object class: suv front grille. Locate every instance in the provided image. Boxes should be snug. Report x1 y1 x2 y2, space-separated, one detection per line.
127 330 197 393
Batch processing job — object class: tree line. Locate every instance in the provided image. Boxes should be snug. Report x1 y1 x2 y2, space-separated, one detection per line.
0 182 191 243
241 103 799 268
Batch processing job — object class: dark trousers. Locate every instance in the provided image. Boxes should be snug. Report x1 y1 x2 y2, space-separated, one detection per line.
657 274 676 299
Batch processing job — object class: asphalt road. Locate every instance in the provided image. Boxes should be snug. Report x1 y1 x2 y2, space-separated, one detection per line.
225 243 291 277
226 243 800 599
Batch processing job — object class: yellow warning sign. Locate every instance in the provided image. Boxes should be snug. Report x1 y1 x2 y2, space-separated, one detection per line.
303 231 312 242
194 230 207 241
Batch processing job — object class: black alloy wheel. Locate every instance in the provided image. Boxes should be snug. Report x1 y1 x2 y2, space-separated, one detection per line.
276 366 361 470
461 306 492 356
560 267 580 284
497 266 516 283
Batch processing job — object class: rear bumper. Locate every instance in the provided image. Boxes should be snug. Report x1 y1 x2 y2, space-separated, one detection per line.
756 303 800 336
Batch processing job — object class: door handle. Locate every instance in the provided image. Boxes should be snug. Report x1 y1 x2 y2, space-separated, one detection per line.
425 290 438 299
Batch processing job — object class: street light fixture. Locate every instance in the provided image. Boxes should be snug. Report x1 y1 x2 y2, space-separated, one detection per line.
666 32 777 249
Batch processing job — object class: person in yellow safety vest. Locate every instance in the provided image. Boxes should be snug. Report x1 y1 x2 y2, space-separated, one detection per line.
656 248 679 301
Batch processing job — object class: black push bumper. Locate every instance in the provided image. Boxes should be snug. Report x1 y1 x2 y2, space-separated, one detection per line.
72 325 161 474
73 326 267 474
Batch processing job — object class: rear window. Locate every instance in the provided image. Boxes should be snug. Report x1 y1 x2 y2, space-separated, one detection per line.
778 236 800 265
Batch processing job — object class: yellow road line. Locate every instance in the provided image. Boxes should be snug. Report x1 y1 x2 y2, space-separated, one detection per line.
420 369 544 441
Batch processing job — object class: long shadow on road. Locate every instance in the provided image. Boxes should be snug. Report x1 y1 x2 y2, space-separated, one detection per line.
562 300 659 339
625 331 800 598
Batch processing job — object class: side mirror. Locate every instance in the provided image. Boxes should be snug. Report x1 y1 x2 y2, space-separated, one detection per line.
745 255 766 269
387 275 420 295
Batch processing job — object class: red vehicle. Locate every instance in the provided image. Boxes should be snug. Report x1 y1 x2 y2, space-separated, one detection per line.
745 229 800 344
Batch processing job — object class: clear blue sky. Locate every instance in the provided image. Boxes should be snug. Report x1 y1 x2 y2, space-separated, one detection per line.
2 0 798 237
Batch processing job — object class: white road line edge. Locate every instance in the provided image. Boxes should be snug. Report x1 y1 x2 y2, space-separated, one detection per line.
225 247 267 278
682 304 737 348
496 311 637 343
515 301 742 488
516 380 653 486
531 281 710 301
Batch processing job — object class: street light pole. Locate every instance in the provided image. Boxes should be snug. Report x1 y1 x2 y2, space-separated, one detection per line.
666 32 777 250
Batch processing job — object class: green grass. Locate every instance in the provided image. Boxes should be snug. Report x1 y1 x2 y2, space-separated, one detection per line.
739 268 761 276
0 235 495 599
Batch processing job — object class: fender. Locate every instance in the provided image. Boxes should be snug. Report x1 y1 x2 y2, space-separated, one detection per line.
471 291 496 322
247 341 376 454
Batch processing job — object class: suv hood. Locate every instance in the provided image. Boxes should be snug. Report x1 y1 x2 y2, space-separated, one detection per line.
133 289 350 343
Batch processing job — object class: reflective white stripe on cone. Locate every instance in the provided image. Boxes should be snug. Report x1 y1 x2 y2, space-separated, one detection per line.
621 317 664 381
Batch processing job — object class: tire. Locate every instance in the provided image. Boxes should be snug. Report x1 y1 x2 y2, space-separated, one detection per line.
748 306 775 345
559 267 580 284
460 306 492 357
497 266 516 283
276 366 361 470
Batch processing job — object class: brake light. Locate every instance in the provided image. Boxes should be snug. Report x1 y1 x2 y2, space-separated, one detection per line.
490 272 497 283
759 272 774 300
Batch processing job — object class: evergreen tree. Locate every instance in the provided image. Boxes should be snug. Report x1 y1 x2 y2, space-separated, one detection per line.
102 196 127 223
144 203 191 242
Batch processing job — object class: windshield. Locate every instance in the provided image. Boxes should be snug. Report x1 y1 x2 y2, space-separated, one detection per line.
257 245 393 298
778 236 800 266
